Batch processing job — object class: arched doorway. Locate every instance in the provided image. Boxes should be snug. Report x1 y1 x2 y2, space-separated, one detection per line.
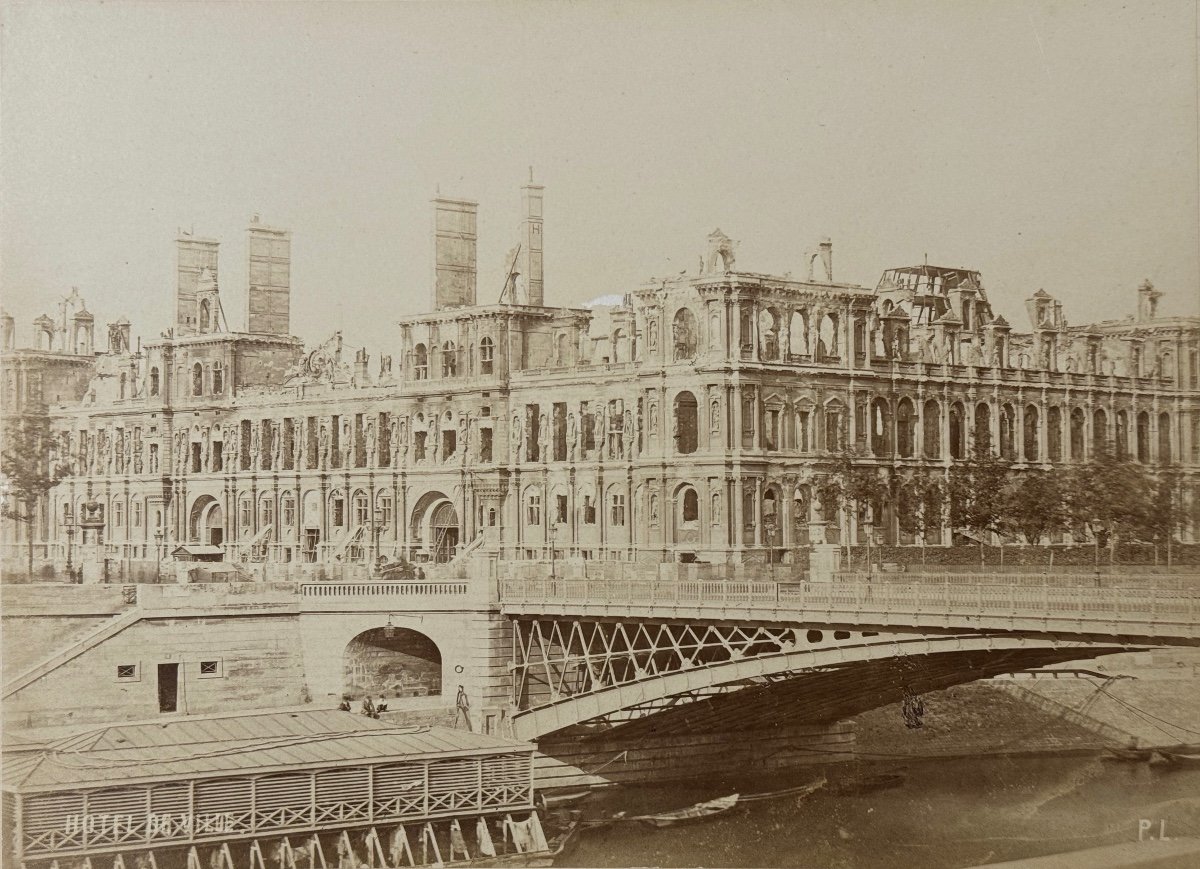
343 627 441 701
431 502 459 562
188 494 224 545
410 492 460 563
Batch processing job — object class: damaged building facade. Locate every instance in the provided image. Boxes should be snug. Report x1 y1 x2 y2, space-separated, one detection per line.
4 181 1200 570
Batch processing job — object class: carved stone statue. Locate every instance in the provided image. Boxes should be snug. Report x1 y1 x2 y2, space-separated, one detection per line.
341 419 352 467
710 400 721 431
226 425 239 470
593 406 606 455
319 424 330 469
458 415 468 457
133 432 143 475
537 413 549 462
567 412 578 461
250 426 261 470
365 420 376 467
271 422 282 470
202 427 211 472
623 410 634 458
391 417 405 466
294 418 305 468
428 415 439 464
511 414 523 461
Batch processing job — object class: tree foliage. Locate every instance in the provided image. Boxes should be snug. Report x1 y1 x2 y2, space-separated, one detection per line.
896 471 946 543
1002 470 1068 544
947 436 1012 540
1 414 68 574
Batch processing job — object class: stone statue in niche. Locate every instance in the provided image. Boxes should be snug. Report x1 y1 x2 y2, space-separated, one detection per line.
396 417 409 464
341 419 352 467
133 434 143 475
272 422 282 470
649 402 659 435
711 400 721 432
294 418 305 468
428 415 439 464
365 420 376 467
459 416 469 465
538 413 549 462
202 427 211 472
567 412 578 461
226 426 239 470
319 424 330 469
511 414 523 461
594 406 606 456
623 410 634 458
250 426 261 469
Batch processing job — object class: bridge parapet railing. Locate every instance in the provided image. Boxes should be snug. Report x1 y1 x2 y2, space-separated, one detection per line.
298 579 488 610
501 574 1198 636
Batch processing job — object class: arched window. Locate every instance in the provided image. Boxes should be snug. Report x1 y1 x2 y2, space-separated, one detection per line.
612 328 627 363
239 494 253 529
413 344 428 380
673 308 698 360
870 398 892 456
1116 410 1129 458
376 490 393 527
680 487 699 523
280 492 296 527
923 399 941 459
329 491 345 528
479 337 494 375
192 362 203 397
259 494 274 529
1092 408 1108 458
212 361 224 394
149 367 160 396
674 391 698 454
817 313 839 360
896 398 915 458
1158 412 1171 464
1070 407 1086 461
441 341 457 377
1048 406 1063 462
949 402 965 460
974 403 992 453
789 310 809 358
999 404 1016 460
1024 405 1039 461
1136 411 1150 463
353 490 369 527
758 308 780 361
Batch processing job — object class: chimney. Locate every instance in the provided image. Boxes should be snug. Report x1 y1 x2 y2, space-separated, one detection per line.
175 234 220 336
432 197 478 311
247 218 292 335
818 237 833 282
519 175 544 306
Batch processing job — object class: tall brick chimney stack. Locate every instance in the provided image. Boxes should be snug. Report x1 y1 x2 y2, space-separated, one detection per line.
519 172 544 306
431 197 478 311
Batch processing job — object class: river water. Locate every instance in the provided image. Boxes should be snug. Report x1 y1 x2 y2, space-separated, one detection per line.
557 754 1200 868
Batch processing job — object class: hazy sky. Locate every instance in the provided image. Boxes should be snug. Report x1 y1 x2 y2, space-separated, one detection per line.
3 1 1198 354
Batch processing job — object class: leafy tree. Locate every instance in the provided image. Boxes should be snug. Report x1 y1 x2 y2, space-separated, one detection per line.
947 434 1012 542
1001 470 1069 545
896 471 946 547
1 414 68 577
817 450 893 566
1063 447 1155 547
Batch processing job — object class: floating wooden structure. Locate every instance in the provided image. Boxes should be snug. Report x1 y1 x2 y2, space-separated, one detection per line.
2 711 538 869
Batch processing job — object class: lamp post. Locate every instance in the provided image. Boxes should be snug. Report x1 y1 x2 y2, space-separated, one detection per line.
62 508 76 581
550 525 558 584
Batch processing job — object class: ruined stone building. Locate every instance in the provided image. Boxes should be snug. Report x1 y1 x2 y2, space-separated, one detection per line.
3 181 1199 569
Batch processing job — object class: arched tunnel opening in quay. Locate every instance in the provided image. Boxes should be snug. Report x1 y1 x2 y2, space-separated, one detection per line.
342 627 442 701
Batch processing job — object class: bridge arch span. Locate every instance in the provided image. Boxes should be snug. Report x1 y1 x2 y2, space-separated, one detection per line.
510 632 1131 740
